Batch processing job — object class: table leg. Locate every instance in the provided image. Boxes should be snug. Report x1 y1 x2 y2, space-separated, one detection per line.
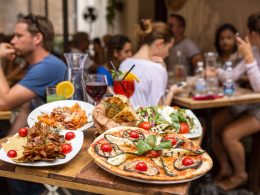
194 108 219 195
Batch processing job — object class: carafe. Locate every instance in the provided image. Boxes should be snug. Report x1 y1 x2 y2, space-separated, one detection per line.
64 53 87 101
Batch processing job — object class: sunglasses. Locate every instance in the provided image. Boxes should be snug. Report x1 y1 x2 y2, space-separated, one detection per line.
23 14 43 35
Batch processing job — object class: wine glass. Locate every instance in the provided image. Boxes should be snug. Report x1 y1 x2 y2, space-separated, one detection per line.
113 80 135 98
85 74 108 105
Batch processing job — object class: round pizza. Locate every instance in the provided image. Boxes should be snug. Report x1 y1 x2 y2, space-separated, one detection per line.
88 126 212 182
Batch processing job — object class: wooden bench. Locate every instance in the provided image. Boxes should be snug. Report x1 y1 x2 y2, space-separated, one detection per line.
248 131 260 194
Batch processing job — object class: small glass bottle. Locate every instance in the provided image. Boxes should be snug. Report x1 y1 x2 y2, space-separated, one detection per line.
195 61 206 96
223 61 235 97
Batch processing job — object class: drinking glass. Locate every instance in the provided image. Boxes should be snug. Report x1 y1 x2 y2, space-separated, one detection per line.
204 52 219 95
113 80 135 98
173 64 187 84
46 86 66 103
85 74 108 105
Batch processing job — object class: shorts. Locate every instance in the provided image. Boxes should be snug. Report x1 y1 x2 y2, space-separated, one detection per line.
229 103 260 121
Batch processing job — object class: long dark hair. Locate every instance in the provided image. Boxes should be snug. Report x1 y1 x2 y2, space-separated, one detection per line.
107 35 131 62
247 12 260 34
215 23 238 56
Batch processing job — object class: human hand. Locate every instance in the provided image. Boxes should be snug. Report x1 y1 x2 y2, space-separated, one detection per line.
169 84 183 94
0 43 15 60
236 36 254 64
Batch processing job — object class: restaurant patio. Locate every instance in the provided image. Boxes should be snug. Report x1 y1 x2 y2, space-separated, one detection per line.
0 0 260 195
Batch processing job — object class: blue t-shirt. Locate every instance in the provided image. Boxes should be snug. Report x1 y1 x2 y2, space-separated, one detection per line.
19 54 67 100
97 66 113 86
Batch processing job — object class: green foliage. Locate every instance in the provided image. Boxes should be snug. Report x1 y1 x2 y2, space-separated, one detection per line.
106 0 124 27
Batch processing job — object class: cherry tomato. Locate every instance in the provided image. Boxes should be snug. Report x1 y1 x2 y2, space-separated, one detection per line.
61 144 72 154
138 122 151 130
146 150 161 158
179 122 190 134
182 157 194 166
163 135 177 145
7 150 17 158
18 127 28 137
129 131 139 139
100 143 112 152
135 162 148 171
65 132 75 140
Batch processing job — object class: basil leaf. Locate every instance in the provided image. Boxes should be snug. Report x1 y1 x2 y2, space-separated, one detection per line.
154 140 172 150
137 140 152 155
145 135 156 147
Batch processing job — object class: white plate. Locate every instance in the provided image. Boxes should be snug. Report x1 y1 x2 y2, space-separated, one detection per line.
95 160 205 184
27 100 94 131
0 130 83 166
136 106 202 139
183 109 202 139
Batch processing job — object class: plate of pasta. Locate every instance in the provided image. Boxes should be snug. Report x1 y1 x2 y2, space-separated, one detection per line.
27 100 94 131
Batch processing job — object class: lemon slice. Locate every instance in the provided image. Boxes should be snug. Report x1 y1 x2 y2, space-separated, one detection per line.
56 81 75 98
124 72 140 82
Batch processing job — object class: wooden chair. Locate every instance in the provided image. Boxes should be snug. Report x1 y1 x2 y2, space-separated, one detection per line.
248 132 260 194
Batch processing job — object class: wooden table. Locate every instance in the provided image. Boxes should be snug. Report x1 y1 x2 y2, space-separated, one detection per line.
0 111 12 120
0 128 202 195
173 88 260 109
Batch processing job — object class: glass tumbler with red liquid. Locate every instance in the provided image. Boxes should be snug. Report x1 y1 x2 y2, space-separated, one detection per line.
86 74 108 105
113 80 135 98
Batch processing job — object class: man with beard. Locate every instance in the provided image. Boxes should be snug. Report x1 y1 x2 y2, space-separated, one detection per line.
0 14 66 194
0 14 66 128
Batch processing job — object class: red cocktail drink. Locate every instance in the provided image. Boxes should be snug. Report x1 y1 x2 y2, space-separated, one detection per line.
114 80 135 98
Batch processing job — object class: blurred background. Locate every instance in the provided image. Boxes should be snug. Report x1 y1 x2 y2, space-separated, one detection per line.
0 0 260 53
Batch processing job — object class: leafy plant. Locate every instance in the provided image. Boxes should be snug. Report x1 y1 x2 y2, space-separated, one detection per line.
106 0 124 27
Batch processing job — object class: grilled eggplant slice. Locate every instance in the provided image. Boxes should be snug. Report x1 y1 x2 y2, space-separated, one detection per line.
150 124 172 133
104 134 135 147
107 153 130 166
174 157 202 171
151 157 175 176
106 152 139 166
124 160 159 176
122 130 145 141
94 143 123 158
162 148 205 157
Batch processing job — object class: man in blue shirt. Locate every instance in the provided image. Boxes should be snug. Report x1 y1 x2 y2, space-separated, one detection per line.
0 14 66 194
0 14 66 110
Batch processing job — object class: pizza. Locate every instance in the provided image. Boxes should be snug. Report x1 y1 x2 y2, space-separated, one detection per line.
88 126 212 181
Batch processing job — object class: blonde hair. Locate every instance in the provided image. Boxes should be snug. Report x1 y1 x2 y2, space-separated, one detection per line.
137 19 174 46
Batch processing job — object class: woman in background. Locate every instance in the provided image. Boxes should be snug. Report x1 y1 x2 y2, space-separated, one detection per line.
215 23 241 67
209 12 260 190
97 35 132 86
119 19 182 107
